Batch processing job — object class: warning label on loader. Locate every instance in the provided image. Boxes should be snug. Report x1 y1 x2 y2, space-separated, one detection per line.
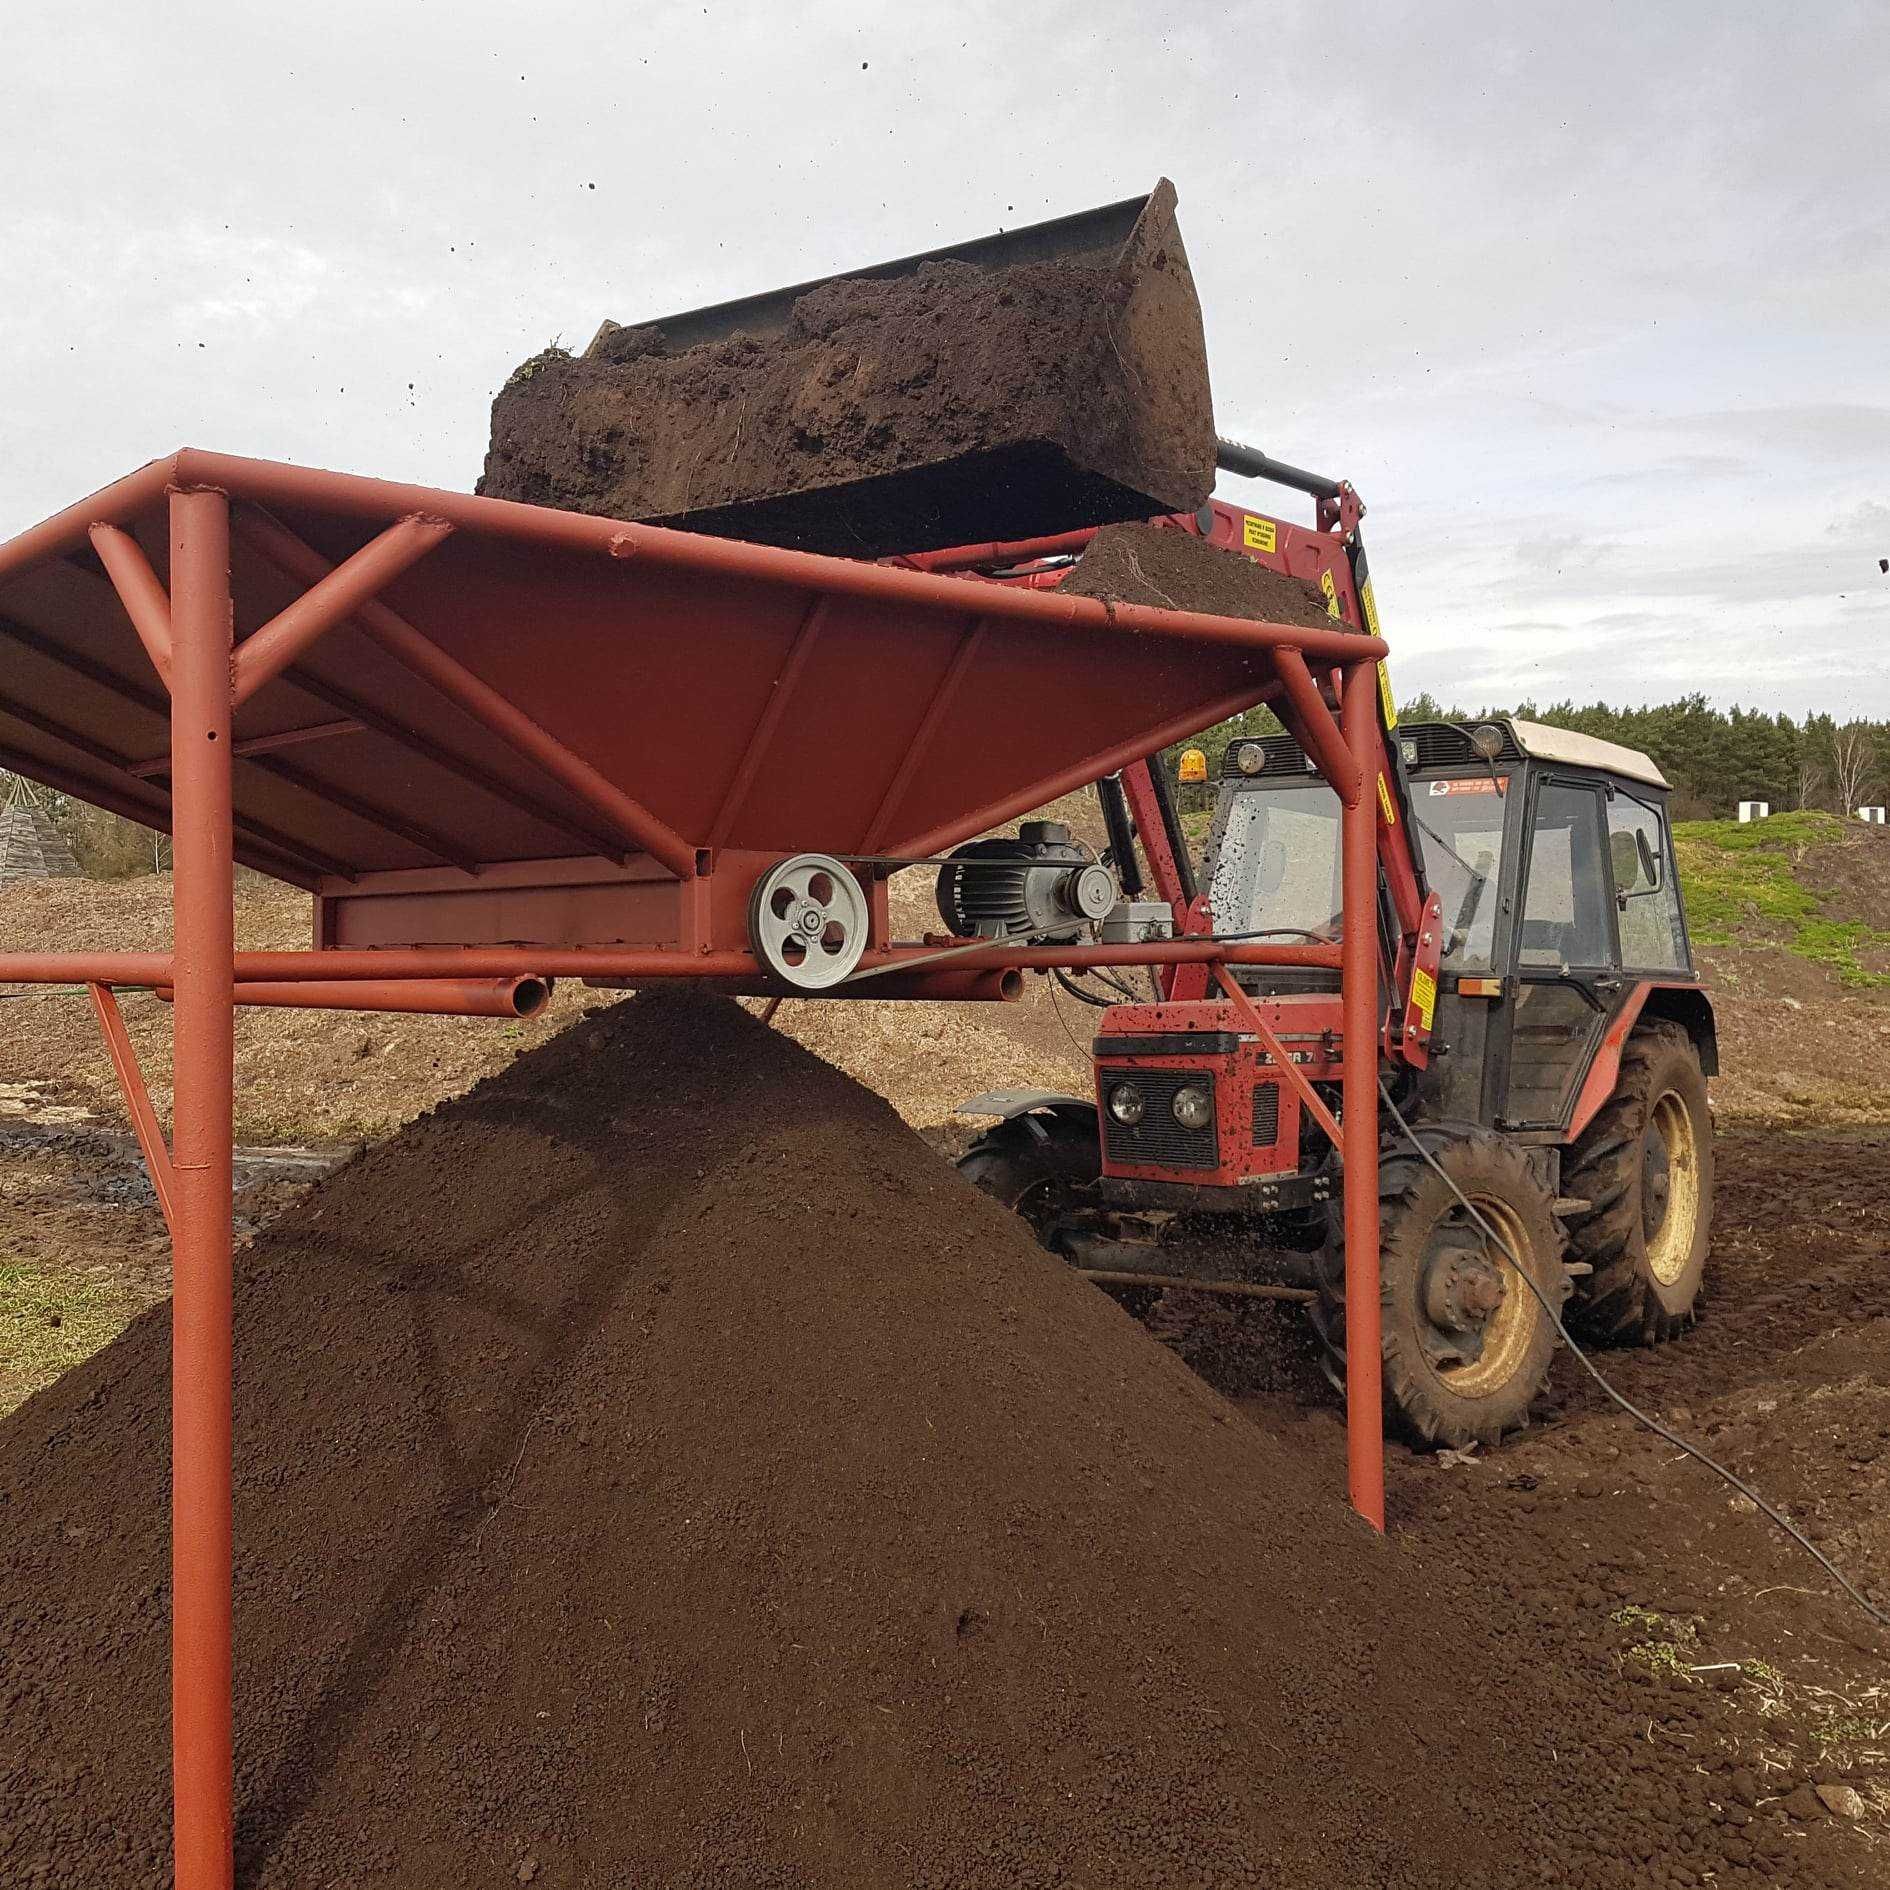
1409 966 1437 1032
1320 569 1342 618
1377 773 1398 825
1242 515 1277 555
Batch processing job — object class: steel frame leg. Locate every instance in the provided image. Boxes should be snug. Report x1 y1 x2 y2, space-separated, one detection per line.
169 488 236 1890
1339 661 1386 1531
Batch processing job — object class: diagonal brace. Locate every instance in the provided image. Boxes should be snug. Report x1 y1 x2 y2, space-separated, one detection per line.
231 514 455 707
87 983 178 1236
90 524 177 686
1210 962 1344 1147
235 506 698 879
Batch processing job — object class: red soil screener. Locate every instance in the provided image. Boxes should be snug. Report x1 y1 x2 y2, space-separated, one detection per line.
0 446 1396 1888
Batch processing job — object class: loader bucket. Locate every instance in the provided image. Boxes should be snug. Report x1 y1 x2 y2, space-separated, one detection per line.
478 181 1217 559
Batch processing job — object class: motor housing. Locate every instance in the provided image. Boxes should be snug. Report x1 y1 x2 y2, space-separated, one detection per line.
935 820 1117 942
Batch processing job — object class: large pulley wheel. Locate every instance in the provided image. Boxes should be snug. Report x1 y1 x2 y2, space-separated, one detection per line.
748 853 870 990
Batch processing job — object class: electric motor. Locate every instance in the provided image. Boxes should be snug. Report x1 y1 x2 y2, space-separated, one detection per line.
934 820 1118 942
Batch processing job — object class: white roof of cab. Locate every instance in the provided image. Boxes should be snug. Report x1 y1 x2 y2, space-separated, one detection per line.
1507 719 1668 789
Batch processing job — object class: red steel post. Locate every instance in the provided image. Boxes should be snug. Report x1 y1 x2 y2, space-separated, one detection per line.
167 486 236 1890
1339 660 1386 1531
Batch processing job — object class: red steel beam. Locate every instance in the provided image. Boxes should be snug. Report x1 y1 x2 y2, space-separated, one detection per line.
0 938 1342 990
167 485 236 1890
1339 661 1386 1532
129 718 365 775
1 450 1388 667
186 451 1389 663
233 506 698 879
88 523 175 684
229 513 454 706
85 983 178 1235
157 975 551 1018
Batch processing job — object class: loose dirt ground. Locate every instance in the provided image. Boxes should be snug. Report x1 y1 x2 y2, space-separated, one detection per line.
3 844 1889 1879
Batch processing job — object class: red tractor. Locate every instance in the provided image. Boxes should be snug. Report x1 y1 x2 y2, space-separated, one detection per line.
948 449 1716 1448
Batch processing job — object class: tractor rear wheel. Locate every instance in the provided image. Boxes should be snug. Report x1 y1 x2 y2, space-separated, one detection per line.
1312 1128 1566 1449
1563 1020 1712 1344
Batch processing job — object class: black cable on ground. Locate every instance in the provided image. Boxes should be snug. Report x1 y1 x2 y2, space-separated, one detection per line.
1375 1081 1889 1634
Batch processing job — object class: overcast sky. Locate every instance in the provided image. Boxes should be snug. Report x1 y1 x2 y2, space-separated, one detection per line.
3 2 1885 717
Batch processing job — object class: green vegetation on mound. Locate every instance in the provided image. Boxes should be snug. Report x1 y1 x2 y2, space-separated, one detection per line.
1675 811 1890 986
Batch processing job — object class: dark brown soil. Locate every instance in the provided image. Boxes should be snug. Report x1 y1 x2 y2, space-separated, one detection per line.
1059 522 1345 631
477 187 1215 559
4 1000 1888 1884
3 989 1533 1889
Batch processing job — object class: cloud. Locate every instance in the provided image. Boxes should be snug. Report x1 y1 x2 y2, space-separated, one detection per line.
0 0 1886 718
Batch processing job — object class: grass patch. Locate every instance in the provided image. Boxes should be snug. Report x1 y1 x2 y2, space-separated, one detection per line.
1609 1603 1701 1679
1674 811 1890 986
0 1258 144 1416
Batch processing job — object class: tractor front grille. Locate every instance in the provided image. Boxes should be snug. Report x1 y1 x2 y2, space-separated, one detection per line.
1251 1083 1280 1149
1100 1068 1218 1170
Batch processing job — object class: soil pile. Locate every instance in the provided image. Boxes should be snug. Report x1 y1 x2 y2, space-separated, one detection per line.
4 989 1539 1889
1060 521 1344 631
478 182 1215 558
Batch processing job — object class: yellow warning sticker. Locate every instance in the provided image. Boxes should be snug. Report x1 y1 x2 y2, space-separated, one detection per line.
1378 661 1398 729
1319 568 1342 618
1359 575 1382 639
1377 773 1397 825
1241 514 1277 555
1410 966 1437 1032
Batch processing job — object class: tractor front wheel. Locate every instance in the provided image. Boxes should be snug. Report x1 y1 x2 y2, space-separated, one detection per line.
956 1112 1153 1316
1313 1128 1566 1450
1563 1020 1712 1344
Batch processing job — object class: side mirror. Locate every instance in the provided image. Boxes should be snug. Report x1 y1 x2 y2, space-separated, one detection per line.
1609 827 1662 904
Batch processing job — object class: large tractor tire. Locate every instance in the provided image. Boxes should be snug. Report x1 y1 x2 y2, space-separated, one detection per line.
1563 1019 1712 1344
957 1112 1157 1316
1311 1128 1567 1450
956 1112 1100 1235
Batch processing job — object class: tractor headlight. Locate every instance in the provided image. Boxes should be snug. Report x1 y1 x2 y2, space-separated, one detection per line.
1234 740 1266 776
1171 1084 1213 1131
1107 1083 1145 1126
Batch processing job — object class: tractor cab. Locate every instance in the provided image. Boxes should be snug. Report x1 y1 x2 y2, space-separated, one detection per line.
1196 717 1706 1139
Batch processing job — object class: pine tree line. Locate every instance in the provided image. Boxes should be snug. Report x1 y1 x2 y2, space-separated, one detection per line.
1182 697 1890 822
1394 694 1889 820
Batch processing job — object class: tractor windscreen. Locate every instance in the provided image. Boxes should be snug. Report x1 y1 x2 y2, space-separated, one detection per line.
1207 783 1344 942
1408 779 1509 969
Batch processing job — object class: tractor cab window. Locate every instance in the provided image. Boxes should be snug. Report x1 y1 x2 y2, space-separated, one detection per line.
1206 782 1343 942
1521 783 1613 968
1608 794 1689 972
1409 778 1509 970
